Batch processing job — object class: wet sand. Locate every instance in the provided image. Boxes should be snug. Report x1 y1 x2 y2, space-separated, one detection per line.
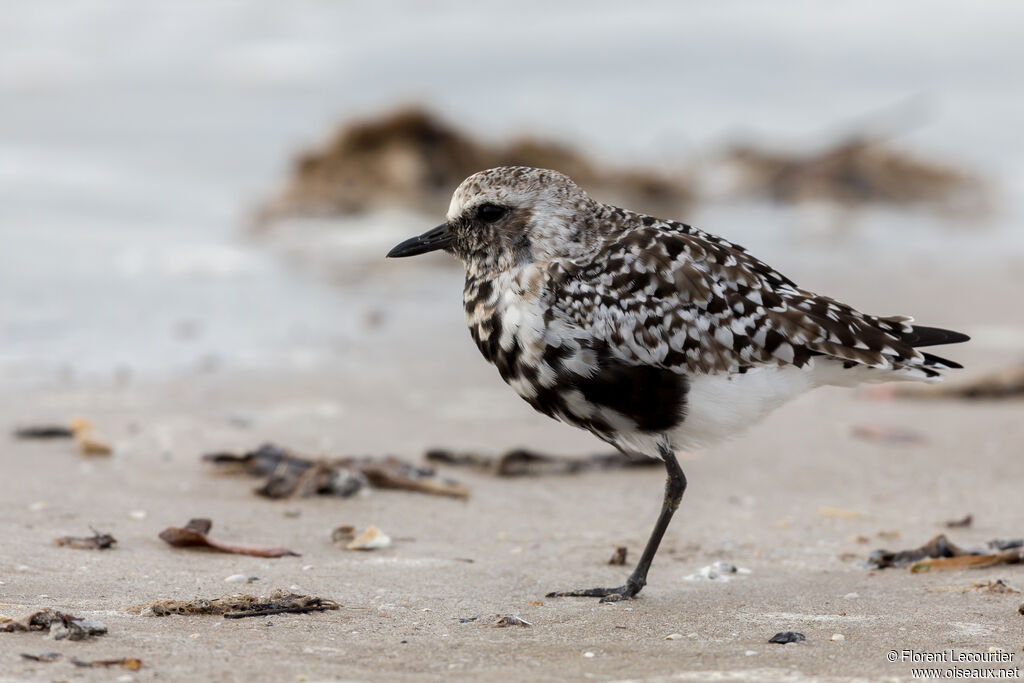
1 263 1022 682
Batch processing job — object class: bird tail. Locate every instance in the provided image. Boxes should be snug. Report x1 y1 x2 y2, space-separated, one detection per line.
899 325 970 372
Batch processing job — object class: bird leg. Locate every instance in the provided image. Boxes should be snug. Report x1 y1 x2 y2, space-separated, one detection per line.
547 443 687 602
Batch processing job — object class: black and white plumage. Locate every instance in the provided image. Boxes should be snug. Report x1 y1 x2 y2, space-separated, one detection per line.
388 166 969 601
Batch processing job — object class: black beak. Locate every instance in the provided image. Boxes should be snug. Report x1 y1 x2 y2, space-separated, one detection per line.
386 223 452 258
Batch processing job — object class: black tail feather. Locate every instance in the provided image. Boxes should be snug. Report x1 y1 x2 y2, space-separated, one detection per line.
920 351 963 369
902 325 971 348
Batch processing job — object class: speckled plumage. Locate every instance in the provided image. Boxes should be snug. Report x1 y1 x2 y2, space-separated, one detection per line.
389 165 968 601
448 167 966 457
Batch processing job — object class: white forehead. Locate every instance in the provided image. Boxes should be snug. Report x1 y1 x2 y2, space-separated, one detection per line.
446 166 579 221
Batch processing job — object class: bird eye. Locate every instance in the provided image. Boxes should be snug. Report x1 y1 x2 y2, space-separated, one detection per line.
476 203 507 223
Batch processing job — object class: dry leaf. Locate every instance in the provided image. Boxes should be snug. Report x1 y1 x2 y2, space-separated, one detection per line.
158 518 299 558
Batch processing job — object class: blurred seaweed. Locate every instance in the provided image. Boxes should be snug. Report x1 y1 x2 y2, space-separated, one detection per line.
721 135 991 217
253 106 695 226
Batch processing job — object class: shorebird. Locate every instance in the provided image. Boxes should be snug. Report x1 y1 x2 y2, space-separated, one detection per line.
387 166 969 601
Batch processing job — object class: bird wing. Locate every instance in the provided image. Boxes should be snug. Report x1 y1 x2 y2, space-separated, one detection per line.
548 218 942 377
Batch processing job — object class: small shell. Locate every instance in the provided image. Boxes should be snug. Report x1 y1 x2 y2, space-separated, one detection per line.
345 525 391 551
224 574 259 584
493 614 531 627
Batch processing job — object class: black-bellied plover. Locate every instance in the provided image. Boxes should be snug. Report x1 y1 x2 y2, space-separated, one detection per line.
387 166 969 601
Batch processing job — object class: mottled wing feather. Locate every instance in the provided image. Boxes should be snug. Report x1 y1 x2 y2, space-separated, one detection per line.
549 216 936 377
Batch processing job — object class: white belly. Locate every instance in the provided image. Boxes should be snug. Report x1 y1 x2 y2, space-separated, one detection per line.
670 365 818 451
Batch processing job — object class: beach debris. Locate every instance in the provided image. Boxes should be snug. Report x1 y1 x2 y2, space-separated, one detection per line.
935 580 1020 594
13 425 74 439
768 631 806 644
870 534 1024 572
946 514 974 529
356 458 468 499
850 423 926 445
818 506 863 519
70 657 143 670
493 614 532 628
912 550 1024 573
990 539 1024 551
344 525 392 551
882 362 1024 401
424 447 657 477
331 525 356 545
13 417 113 456
665 633 684 640
1 609 107 640
19 651 61 662
869 534 963 568
608 546 628 566
254 106 694 226
722 135 988 214
458 616 479 623
158 518 299 558
76 433 113 456
829 633 846 642
224 574 260 584
683 562 751 582
53 529 117 550
204 443 469 500
129 589 339 619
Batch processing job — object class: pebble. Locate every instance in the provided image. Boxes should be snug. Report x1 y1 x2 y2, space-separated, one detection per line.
843 592 859 599
830 633 846 642
28 501 48 512
745 650 758 656
665 633 684 640
583 652 595 658
129 510 147 520
224 574 260 584
768 631 806 645
683 561 752 582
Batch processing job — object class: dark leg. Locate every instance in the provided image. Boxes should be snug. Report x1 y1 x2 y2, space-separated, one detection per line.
547 443 687 602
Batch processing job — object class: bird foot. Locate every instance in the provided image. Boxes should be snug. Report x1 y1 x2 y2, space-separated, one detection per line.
546 584 641 603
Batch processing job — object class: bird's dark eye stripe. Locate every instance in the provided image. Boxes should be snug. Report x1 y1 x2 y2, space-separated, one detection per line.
476 203 507 223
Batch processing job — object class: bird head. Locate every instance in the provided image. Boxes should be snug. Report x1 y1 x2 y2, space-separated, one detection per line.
387 166 598 273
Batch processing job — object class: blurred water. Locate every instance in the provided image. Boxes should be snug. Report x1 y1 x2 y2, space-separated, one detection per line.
2 1 1022 386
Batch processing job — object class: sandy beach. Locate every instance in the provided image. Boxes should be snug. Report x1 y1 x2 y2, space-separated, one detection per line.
4 2 1024 680
2 259 1022 682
